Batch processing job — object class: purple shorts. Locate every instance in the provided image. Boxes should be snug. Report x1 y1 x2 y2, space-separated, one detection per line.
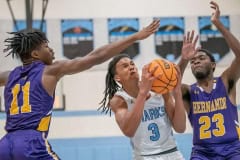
191 141 240 160
0 130 60 160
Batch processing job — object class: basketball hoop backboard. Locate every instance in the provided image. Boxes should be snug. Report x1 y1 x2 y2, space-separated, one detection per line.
5 0 48 31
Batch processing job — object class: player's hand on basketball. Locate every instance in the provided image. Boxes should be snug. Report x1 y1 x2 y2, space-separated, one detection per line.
181 30 199 61
210 1 220 25
135 19 160 40
139 64 160 95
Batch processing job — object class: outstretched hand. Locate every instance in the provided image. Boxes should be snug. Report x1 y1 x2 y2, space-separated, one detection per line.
135 19 160 40
210 1 220 25
181 30 199 61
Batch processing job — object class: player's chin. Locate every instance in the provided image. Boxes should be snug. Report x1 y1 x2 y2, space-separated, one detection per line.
46 60 54 65
194 72 206 80
130 71 139 76
130 75 139 81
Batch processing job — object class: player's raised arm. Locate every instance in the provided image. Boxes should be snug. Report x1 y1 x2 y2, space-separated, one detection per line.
177 31 199 113
163 66 186 133
48 19 160 80
210 1 240 82
178 30 199 75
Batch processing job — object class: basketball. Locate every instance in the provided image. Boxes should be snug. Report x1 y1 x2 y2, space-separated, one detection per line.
149 59 178 94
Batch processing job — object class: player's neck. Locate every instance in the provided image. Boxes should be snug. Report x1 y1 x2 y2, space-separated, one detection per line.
197 73 214 85
123 82 139 98
197 78 215 92
22 58 38 66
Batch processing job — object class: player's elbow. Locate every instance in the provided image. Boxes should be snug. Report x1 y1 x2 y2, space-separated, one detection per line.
173 124 186 133
124 132 135 138
175 128 186 133
121 128 136 138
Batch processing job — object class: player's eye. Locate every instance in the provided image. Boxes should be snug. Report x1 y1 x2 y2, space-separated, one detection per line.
190 60 195 64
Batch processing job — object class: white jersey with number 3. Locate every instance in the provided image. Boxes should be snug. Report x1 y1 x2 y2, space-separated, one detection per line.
115 89 178 157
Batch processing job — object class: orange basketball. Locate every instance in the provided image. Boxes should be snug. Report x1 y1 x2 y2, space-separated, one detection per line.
149 59 178 94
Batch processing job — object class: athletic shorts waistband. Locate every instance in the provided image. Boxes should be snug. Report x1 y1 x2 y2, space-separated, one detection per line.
141 147 178 156
7 129 45 136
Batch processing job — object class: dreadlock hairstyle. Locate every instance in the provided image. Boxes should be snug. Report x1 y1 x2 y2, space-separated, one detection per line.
3 29 48 63
98 54 130 115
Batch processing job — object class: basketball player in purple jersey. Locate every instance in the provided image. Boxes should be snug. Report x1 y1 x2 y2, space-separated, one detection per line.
178 1 240 159
0 20 160 160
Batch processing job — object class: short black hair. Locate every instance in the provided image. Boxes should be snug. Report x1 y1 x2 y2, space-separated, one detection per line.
197 48 215 63
3 29 48 63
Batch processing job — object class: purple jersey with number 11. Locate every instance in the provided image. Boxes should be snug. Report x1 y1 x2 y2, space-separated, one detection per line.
0 61 59 160
4 61 53 135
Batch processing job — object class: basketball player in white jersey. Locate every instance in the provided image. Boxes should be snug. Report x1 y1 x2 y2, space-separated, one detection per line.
99 54 186 160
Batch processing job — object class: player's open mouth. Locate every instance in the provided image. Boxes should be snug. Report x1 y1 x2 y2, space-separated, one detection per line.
130 71 136 75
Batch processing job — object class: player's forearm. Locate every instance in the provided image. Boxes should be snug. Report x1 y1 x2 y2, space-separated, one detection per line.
172 93 186 133
214 20 240 58
52 33 138 77
172 108 186 133
121 93 147 137
88 34 139 65
178 58 189 76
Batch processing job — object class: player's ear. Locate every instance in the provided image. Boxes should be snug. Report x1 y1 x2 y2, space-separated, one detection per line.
114 75 121 83
211 62 216 72
31 50 40 59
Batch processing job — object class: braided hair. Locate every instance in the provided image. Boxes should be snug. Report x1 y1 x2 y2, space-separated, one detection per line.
98 54 130 115
3 29 48 63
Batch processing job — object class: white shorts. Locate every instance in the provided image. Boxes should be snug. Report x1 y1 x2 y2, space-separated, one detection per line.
133 150 185 160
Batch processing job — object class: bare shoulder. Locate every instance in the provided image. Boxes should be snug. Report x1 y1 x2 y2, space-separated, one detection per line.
41 60 70 96
45 56 97 78
109 95 128 113
220 71 228 85
45 60 68 72
43 60 70 78
0 71 11 86
181 83 190 94
181 83 191 103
